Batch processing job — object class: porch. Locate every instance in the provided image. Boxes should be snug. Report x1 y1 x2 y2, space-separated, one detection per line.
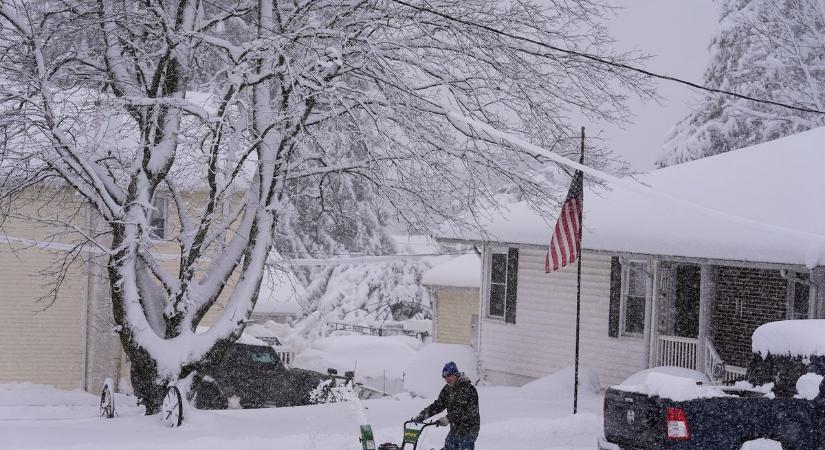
647 262 750 382
655 335 746 382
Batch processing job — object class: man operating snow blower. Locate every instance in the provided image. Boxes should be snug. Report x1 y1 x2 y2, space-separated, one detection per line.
412 362 480 450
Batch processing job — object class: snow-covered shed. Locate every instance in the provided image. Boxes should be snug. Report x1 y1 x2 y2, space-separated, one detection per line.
422 253 481 347
436 128 825 387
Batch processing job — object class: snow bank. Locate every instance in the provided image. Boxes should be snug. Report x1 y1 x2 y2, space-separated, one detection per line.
795 373 824 400
0 383 97 407
403 344 478 398
293 335 420 379
520 367 601 402
397 319 433 335
616 372 727 402
752 320 825 357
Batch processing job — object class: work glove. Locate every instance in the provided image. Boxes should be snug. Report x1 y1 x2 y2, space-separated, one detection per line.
411 413 425 423
436 416 449 427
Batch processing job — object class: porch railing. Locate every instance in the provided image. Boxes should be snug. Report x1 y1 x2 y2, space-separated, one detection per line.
657 336 748 382
704 338 723 380
703 339 747 383
275 347 296 367
656 335 698 370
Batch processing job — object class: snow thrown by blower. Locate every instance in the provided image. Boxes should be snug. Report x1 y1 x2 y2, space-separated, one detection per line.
752 320 825 357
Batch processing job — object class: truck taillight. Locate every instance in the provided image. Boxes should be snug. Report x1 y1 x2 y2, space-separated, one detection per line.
666 407 691 441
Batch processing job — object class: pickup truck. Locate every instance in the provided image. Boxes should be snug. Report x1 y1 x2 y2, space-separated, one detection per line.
599 320 825 450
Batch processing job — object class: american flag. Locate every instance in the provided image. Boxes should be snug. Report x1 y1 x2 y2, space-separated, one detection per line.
545 170 584 273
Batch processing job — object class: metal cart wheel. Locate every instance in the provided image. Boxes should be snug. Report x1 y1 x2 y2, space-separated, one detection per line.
99 379 115 419
161 385 183 427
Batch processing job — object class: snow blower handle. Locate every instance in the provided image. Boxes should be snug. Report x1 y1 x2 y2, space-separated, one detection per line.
404 419 441 429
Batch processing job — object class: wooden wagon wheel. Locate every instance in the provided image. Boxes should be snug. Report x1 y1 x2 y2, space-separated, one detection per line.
160 385 184 427
99 380 115 419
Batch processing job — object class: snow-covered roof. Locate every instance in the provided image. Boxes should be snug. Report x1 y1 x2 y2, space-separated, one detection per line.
752 320 825 357
437 128 825 267
421 253 481 288
252 269 304 316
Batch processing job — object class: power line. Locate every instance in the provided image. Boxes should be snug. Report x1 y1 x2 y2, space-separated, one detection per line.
385 0 825 116
200 0 824 115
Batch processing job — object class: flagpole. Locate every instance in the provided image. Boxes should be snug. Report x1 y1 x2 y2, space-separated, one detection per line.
573 127 585 415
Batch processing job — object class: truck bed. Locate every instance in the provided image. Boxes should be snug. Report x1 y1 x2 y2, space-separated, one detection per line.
603 387 822 449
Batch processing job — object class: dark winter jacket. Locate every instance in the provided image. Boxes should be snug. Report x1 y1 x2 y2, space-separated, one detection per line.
418 374 480 436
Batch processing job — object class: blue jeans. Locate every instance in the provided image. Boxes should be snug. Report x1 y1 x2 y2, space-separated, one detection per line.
443 431 478 450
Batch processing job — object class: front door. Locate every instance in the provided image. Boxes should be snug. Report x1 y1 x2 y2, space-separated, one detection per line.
674 265 700 338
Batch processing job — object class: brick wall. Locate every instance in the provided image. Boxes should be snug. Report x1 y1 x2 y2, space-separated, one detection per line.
712 267 788 367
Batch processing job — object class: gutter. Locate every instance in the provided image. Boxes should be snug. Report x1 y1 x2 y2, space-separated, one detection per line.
438 237 814 272
80 203 92 391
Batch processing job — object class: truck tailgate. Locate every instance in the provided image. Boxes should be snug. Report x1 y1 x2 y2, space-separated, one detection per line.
603 388 666 448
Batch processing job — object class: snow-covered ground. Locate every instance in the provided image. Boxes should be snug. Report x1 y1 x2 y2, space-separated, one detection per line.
0 381 603 449
0 336 607 449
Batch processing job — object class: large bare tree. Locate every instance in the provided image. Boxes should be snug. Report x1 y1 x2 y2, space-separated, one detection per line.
0 0 651 413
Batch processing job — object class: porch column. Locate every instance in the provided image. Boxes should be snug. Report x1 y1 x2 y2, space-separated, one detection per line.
646 259 659 368
697 265 717 373
813 267 825 319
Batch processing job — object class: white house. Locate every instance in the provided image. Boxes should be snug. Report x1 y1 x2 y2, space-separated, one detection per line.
436 128 825 387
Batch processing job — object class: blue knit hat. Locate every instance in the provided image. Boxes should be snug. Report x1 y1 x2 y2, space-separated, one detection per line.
442 361 460 377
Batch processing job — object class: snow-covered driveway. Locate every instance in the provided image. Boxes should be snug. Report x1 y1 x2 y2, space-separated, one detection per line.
0 384 603 449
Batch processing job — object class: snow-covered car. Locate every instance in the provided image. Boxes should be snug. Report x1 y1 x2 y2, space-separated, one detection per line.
192 343 339 409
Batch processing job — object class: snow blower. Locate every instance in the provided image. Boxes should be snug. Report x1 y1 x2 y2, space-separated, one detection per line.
359 420 442 450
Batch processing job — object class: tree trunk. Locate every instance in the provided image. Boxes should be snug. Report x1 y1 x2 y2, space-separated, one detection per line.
124 343 169 415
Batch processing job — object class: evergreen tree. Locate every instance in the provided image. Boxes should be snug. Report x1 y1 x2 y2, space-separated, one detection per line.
658 0 825 167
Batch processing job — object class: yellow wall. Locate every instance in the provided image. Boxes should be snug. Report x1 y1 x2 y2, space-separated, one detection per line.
0 191 87 389
432 286 479 346
0 186 253 390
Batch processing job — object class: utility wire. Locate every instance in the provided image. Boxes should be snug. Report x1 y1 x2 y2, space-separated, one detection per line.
388 0 825 115
201 0 825 116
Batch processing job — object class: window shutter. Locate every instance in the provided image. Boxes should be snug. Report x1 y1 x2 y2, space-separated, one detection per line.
608 256 622 338
505 248 519 324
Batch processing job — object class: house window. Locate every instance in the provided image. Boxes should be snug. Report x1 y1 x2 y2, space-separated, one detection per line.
609 258 649 338
487 248 518 323
622 261 648 336
149 195 169 239
790 273 811 320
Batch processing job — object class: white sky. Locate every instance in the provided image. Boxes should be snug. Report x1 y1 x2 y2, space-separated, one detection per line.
598 1 720 170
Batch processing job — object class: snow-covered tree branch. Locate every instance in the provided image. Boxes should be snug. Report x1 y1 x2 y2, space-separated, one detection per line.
659 0 825 167
0 0 651 414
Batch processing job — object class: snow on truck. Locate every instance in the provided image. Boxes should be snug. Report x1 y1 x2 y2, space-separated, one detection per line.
599 320 825 450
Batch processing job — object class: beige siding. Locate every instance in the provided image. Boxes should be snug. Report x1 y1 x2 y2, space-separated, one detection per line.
0 186 246 391
0 243 85 389
479 248 647 387
432 287 479 345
